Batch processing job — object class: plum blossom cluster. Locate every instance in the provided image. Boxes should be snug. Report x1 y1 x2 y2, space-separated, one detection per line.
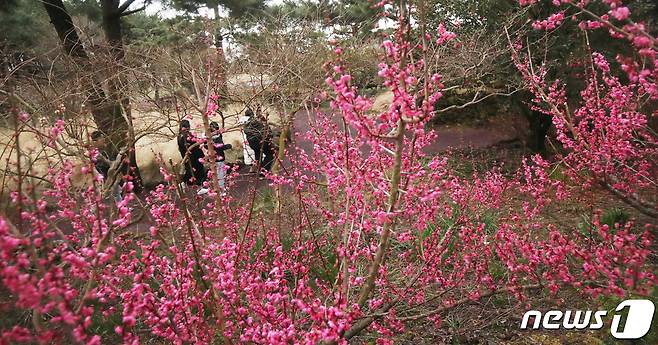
515 0 658 217
0 3 656 345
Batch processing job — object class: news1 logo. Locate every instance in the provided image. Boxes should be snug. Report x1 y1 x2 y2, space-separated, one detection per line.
520 299 655 339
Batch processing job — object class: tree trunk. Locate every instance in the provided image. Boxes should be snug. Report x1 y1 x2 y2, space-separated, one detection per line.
42 0 127 139
101 0 124 60
41 0 87 59
272 109 297 175
43 0 143 189
100 0 143 189
213 29 229 103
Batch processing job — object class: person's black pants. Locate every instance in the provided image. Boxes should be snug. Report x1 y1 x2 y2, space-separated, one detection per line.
248 138 275 172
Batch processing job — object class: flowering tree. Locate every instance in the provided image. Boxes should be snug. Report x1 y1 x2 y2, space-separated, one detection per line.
512 0 657 218
0 0 655 344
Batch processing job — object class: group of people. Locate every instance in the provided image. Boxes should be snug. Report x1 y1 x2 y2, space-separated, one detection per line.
89 107 275 202
177 119 232 195
176 108 275 195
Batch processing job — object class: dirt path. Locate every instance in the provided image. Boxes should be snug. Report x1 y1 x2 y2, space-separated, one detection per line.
291 110 519 155
223 111 519 199
126 111 521 230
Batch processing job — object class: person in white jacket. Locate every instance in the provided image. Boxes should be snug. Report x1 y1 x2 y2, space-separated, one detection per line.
239 114 256 169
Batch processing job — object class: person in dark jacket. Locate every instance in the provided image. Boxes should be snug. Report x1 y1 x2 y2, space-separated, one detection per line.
243 108 275 174
208 121 232 190
177 119 207 192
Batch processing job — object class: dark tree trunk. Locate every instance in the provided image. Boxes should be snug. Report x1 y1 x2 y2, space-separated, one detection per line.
42 0 143 189
101 0 125 60
515 91 552 155
42 0 87 59
100 0 143 190
213 30 229 103
42 0 126 138
524 109 552 154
